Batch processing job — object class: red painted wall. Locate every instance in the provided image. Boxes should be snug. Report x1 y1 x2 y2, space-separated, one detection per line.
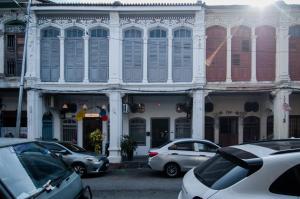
231 26 251 81
256 26 276 81
206 26 227 82
289 26 300 81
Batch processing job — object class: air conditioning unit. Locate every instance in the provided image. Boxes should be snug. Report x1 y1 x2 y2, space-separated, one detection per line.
122 103 129 113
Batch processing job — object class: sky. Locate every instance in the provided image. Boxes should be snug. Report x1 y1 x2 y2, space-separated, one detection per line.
51 0 300 5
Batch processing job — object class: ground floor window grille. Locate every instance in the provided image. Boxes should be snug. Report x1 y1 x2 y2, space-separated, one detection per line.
175 118 191 139
62 119 77 143
129 118 146 145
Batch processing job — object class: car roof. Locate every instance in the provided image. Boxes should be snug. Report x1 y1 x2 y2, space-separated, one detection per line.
173 138 218 144
0 138 34 148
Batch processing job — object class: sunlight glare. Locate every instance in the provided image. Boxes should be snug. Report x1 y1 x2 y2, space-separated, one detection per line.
249 0 275 8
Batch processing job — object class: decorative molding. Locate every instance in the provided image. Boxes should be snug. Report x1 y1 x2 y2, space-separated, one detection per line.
120 16 195 28
0 11 26 24
37 16 110 27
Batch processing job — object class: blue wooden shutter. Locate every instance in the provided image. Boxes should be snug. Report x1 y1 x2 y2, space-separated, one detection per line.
123 29 143 82
65 28 84 82
172 29 193 82
148 30 168 82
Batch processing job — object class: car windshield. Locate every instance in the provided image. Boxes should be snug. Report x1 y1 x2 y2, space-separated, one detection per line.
0 142 72 199
194 154 250 190
60 142 87 152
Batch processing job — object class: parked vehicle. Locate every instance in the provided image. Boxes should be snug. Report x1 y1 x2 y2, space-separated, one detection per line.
178 139 300 199
38 141 109 176
0 138 92 199
148 138 220 177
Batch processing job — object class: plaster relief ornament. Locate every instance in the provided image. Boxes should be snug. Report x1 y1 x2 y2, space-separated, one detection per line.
37 16 109 27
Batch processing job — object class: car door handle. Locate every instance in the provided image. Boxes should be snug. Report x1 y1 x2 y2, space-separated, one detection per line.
171 153 178 155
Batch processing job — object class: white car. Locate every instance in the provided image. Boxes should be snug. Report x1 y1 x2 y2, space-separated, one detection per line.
148 138 219 177
178 139 300 199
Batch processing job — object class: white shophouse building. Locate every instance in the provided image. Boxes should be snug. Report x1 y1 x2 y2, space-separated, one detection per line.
1 1 300 163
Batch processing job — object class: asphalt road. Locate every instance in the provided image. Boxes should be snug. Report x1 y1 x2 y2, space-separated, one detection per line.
83 168 183 199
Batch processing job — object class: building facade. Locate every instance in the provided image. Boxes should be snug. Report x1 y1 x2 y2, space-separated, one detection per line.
1 1 300 163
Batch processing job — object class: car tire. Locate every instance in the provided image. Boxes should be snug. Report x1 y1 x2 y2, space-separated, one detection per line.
72 163 87 176
165 163 180 178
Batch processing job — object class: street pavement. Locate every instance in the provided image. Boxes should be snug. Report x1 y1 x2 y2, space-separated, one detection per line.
83 168 183 199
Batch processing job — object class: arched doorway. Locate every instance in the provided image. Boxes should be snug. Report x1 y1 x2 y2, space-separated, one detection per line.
42 112 53 140
243 116 260 143
205 116 214 142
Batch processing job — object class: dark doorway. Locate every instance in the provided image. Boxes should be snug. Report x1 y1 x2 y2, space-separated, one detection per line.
83 117 102 152
151 118 169 148
205 116 215 142
290 115 300 138
243 116 260 143
219 117 238 147
42 112 53 140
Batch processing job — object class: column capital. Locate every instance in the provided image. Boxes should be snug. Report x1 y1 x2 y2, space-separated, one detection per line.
83 35 90 40
58 36 65 40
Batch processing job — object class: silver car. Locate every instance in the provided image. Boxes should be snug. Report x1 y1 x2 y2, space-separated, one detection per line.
39 141 109 176
148 138 220 177
0 138 92 199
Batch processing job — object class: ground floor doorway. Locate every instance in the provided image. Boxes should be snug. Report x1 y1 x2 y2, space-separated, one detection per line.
219 117 238 147
151 118 169 148
83 117 102 152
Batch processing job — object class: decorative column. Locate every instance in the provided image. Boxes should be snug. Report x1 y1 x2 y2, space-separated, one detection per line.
214 116 219 144
102 120 108 155
36 35 41 81
109 12 121 84
167 29 173 83
251 26 257 82
58 30 65 83
108 91 123 163
0 23 4 75
27 90 43 140
192 90 205 139
26 13 38 79
142 31 148 83
273 90 291 139
276 21 290 82
238 117 243 144
226 26 232 83
83 32 89 83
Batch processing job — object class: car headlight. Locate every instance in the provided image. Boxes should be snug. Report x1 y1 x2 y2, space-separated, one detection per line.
85 157 99 162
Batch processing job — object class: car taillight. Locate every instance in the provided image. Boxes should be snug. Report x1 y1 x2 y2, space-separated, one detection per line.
149 152 158 157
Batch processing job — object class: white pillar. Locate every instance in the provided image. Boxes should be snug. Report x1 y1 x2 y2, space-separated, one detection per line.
142 32 148 83
77 120 83 147
36 35 41 81
273 90 291 139
108 91 122 163
251 27 257 82
27 90 43 140
260 113 267 140
276 24 290 82
192 90 205 139
83 34 89 83
214 116 219 144
102 120 108 155
26 14 38 78
167 29 173 83
238 117 243 144
0 24 4 75
109 12 121 84
58 30 65 83
226 26 232 83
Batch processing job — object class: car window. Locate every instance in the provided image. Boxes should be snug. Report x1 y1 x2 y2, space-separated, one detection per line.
195 142 218 152
42 143 65 151
269 164 300 196
194 154 252 190
168 142 194 151
60 142 86 152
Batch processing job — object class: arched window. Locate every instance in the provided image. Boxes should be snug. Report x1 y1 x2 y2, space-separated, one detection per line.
129 118 146 145
267 115 274 140
89 27 109 82
205 116 214 142
231 26 251 81
206 26 227 82
65 27 84 82
148 28 168 82
289 25 300 80
172 28 193 82
40 27 60 82
42 112 53 140
243 116 260 143
4 21 25 77
175 117 191 138
123 28 143 82
256 26 276 81
62 119 77 143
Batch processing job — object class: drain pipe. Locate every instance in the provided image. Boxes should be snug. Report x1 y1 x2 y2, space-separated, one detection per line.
16 0 32 137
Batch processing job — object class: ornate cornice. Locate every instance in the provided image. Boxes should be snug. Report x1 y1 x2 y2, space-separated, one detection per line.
120 16 195 27
37 16 109 27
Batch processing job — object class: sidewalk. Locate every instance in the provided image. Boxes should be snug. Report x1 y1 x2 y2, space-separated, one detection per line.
109 156 148 169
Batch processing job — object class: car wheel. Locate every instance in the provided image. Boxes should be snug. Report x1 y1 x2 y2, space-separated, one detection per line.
73 163 87 176
165 163 180 177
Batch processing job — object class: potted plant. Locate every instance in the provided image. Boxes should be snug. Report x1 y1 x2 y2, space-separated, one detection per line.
89 129 102 154
121 135 137 161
